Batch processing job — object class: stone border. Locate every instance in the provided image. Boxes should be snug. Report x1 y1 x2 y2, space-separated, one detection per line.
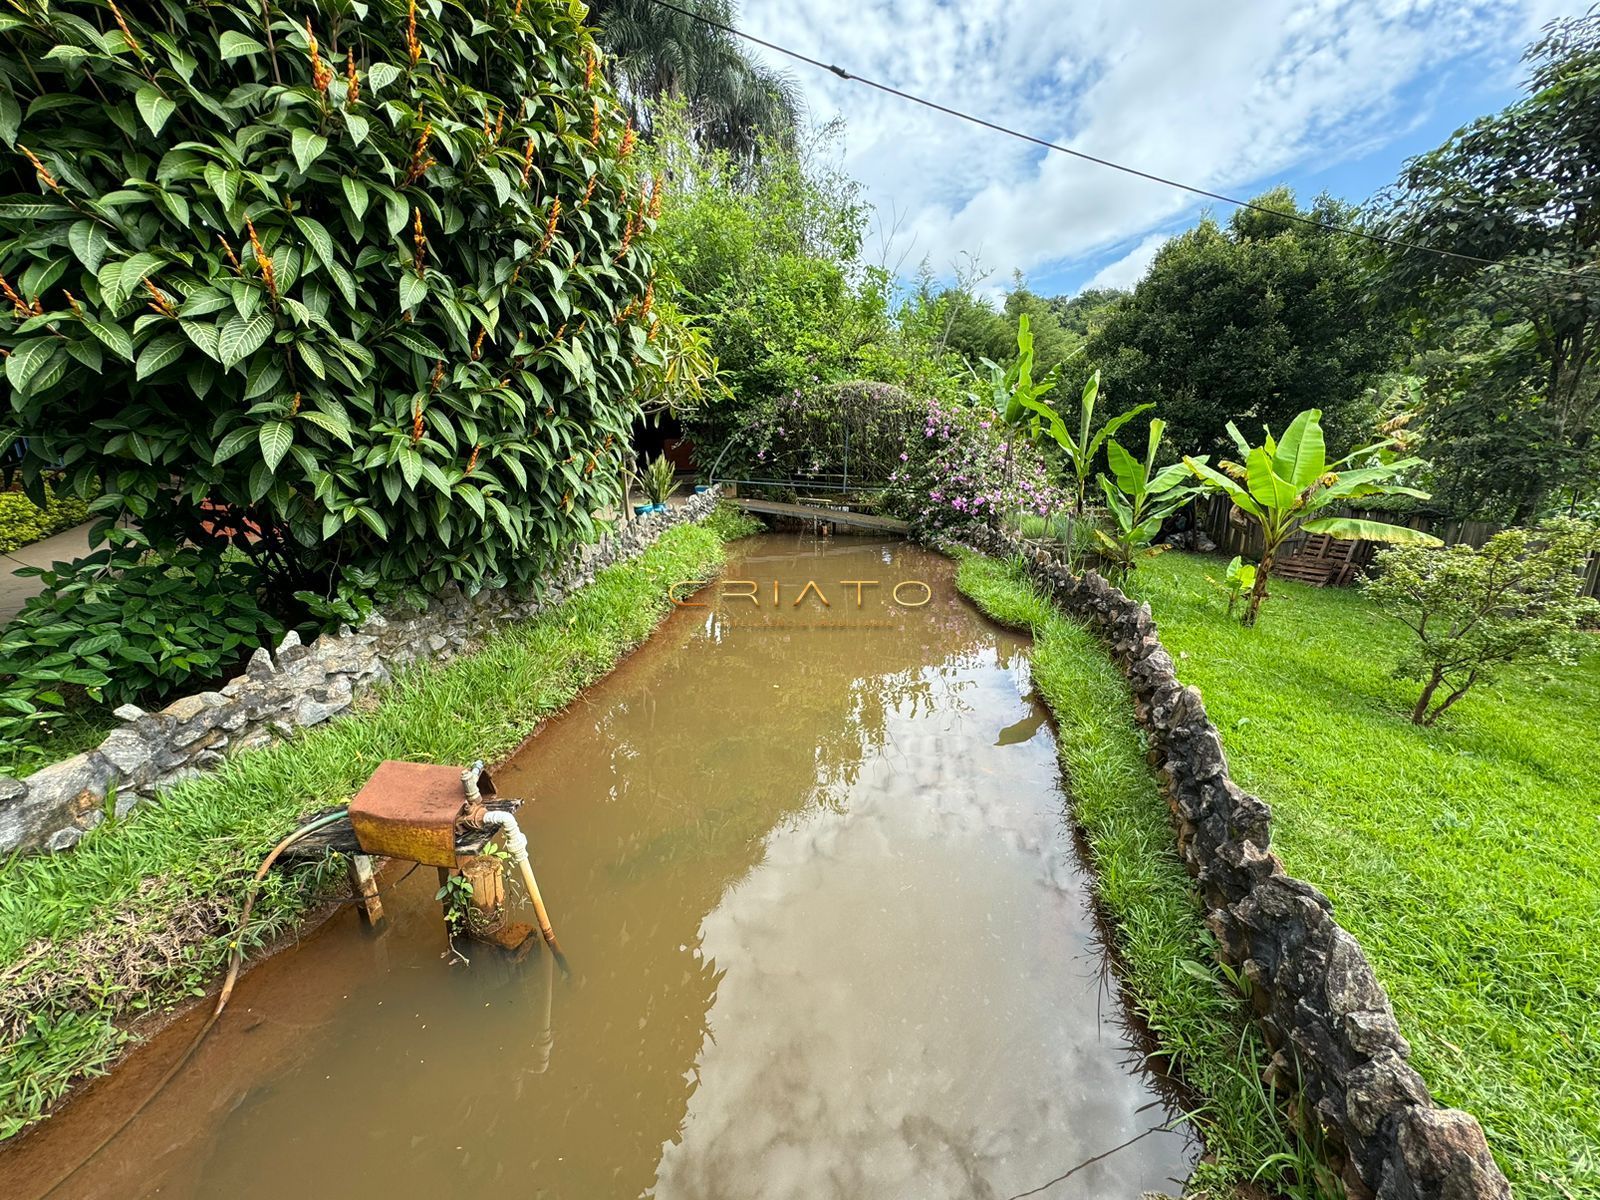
0 489 723 857
957 526 1509 1200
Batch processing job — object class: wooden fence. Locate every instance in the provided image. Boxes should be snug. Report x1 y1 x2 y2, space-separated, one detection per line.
1194 493 1600 598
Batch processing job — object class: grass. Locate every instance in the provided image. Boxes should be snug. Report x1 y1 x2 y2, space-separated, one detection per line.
0 506 759 1140
0 704 120 780
1111 552 1600 1200
954 550 1334 1199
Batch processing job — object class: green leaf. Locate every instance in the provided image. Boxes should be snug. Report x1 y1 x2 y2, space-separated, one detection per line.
1185 456 1262 518
1272 408 1327 490
341 175 369 218
291 127 328 173
134 329 186 379
1246 446 1297 512
367 62 402 92
1105 438 1145 497
391 327 444 359
67 221 108 272
213 426 257 464
397 445 423 488
399 272 428 310
135 86 176 135
294 215 337 272
258 421 294 472
4 338 58 394
344 111 370 146
218 30 267 58
1299 517 1442 547
85 319 134 362
298 407 352 445
218 310 273 368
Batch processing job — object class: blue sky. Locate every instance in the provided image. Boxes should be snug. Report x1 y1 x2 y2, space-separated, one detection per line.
737 0 1573 300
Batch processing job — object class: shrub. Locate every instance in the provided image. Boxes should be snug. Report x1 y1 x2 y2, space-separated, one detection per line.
0 531 283 743
0 481 92 553
0 0 657 602
882 394 1062 535
1364 517 1600 723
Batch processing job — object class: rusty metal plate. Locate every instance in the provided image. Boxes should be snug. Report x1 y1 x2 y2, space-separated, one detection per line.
349 761 484 868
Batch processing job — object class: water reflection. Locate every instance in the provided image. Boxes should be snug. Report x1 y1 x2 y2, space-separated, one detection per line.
0 534 1191 1200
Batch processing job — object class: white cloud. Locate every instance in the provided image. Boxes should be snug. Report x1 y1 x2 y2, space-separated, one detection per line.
1082 232 1171 293
736 0 1561 288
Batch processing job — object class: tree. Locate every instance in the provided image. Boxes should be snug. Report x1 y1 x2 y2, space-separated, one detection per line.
1183 409 1440 625
1364 519 1600 724
589 0 799 162
1095 418 1203 581
1049 286 1126 339
1088 188 1396 459
1373 11 1600 520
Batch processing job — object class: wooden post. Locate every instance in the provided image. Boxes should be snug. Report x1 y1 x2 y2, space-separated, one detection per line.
348 854 384 925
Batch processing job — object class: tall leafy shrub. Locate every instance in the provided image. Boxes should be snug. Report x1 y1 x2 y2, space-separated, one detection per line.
0 0 658 599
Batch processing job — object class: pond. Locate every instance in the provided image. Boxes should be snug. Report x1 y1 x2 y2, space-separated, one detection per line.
3 532 1193 1199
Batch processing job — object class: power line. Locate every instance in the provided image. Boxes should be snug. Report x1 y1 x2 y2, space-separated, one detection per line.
638 0 1590 282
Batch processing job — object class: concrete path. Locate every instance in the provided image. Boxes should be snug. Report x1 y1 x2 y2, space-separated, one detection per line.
0 521 96 623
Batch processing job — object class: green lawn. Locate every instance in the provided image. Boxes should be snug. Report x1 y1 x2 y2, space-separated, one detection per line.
1124 552 1600 1199
0 507 759 1140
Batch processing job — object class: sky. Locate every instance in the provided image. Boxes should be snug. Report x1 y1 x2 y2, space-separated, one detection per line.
734 0 1578 300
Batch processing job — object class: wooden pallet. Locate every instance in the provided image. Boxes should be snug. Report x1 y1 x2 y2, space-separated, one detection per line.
1273 533 1361 587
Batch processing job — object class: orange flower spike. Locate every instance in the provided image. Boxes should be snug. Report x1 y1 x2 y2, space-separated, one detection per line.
405 0 421 67
346 55 361 105
493 109 505 142
520 136 536 185
246 219 277 296
218 233 241 271
290 392 302 416
412 397 425 443
619 121 636 160
641 279 654 319
106 0 143 58
143 277 176 318
465 444 481 474
306 19 333 94
553 322 567 343
581 174 597 206
17 145 59 191
584 47 596 89
412 207 427 273
430 359 445 392
0 271 28 317
589 98 600 145
471 327 487 361
62 289 83 318
513 0 523 16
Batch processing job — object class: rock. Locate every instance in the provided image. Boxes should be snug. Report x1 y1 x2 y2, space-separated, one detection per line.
97 727 156 783
112 703 146 722
294 678 352 728
274 629 309 666
1392 1106 1511 1200
113 789 142 820
161 694 209 723
47 826 83 852
245 645 275 680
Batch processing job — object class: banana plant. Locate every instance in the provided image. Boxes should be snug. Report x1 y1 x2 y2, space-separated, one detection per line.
1094 418 1204 580
1011 360 1152 516
1183 408 1440 625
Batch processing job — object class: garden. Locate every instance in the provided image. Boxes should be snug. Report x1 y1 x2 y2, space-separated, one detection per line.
1 1 1598 1198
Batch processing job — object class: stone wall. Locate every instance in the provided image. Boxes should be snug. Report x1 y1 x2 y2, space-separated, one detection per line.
0 489 723 857
958 526 1510 1200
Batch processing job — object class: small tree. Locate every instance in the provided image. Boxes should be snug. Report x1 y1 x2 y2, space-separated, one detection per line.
1184 409 1441 625
1094 418 1204 580
1365 519 1600 724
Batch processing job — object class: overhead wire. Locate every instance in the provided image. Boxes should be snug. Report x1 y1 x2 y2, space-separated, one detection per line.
637 0 1591 282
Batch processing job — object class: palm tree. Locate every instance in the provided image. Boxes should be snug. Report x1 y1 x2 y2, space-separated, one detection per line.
588 0 801 161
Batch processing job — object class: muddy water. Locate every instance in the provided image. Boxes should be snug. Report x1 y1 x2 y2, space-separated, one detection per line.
3 533 1192 1200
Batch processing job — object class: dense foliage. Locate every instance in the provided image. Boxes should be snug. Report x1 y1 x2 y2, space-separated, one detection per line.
0 530 284 733
1364 518 1600 723
0 481 91 553
0 0 656 603
1374 11 1600 521
1087 189 1396 459
589 0 798 161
